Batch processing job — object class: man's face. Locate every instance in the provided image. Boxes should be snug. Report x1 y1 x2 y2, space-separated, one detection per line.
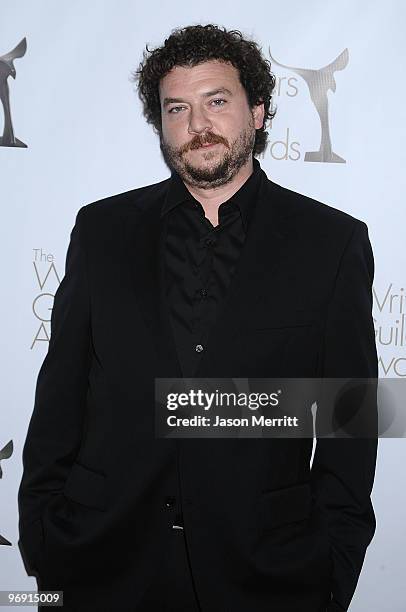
158 60 264 189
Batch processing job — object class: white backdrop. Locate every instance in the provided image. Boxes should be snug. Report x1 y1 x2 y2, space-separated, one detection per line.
1 1 405 610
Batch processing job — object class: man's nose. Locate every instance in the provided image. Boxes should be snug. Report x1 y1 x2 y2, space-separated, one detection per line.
188 107 213 135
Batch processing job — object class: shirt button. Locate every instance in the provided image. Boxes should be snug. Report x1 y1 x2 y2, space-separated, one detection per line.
165 496 176 508
205 237 215 247
195 344 204 353
200 288 208 298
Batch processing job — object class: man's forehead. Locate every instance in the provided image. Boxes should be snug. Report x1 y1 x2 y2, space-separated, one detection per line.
159 60 240 93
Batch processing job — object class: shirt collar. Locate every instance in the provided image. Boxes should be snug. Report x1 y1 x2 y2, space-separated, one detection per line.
161 156 263 233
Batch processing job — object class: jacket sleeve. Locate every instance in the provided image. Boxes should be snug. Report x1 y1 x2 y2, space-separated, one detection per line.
18 206 91 570
310 221 378 611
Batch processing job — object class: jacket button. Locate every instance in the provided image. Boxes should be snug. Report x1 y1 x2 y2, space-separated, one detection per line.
165 496 176 508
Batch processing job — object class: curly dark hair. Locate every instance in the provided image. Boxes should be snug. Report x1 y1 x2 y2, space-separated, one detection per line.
131 24 277 156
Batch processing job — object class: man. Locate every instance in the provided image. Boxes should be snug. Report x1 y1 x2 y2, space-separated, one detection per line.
18 24 378 612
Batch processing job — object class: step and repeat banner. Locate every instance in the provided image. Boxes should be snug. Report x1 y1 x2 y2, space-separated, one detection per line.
1 1 405 610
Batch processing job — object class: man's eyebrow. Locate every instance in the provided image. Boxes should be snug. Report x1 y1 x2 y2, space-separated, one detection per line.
162 87 233 108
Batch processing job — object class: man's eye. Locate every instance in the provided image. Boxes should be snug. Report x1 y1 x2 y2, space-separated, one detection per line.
168 106 185 114
211 99 226 106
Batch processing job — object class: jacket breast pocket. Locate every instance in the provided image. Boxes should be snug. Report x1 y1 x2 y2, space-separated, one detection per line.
239 314 322 377
63 461 107 511
258 482 312 531
245 304 325 331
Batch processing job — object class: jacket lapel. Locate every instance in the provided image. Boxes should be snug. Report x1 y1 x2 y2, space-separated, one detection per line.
123 169 295 379
123 185 183 378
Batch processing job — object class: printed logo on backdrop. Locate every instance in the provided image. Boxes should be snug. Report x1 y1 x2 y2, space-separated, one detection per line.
0 37 27 148
31 249 61 349
268 48 348 163
374 284 406 377
0 440 13 547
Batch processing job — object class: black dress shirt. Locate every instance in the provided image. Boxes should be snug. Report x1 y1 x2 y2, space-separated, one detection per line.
161 157 263 380
161 157 263 528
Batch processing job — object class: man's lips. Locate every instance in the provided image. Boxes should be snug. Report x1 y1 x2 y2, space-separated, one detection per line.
195 142 220 149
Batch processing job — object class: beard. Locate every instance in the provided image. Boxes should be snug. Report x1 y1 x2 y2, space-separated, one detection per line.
159 114 256 189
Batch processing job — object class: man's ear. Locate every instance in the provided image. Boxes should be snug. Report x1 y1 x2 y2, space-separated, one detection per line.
253 102 265 130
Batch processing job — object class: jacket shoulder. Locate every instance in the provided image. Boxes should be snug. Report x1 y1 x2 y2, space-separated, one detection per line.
77 176 171 223
268 178 369 236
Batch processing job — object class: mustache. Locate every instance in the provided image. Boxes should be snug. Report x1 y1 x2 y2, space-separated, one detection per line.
183 133 228 151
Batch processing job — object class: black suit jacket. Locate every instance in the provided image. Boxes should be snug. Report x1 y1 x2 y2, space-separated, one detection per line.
18 167 378 612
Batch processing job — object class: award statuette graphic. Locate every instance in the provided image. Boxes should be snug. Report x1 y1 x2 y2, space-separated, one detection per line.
269 48 348 163
0 37 27 148
0 439 13 478
0 440 13 547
